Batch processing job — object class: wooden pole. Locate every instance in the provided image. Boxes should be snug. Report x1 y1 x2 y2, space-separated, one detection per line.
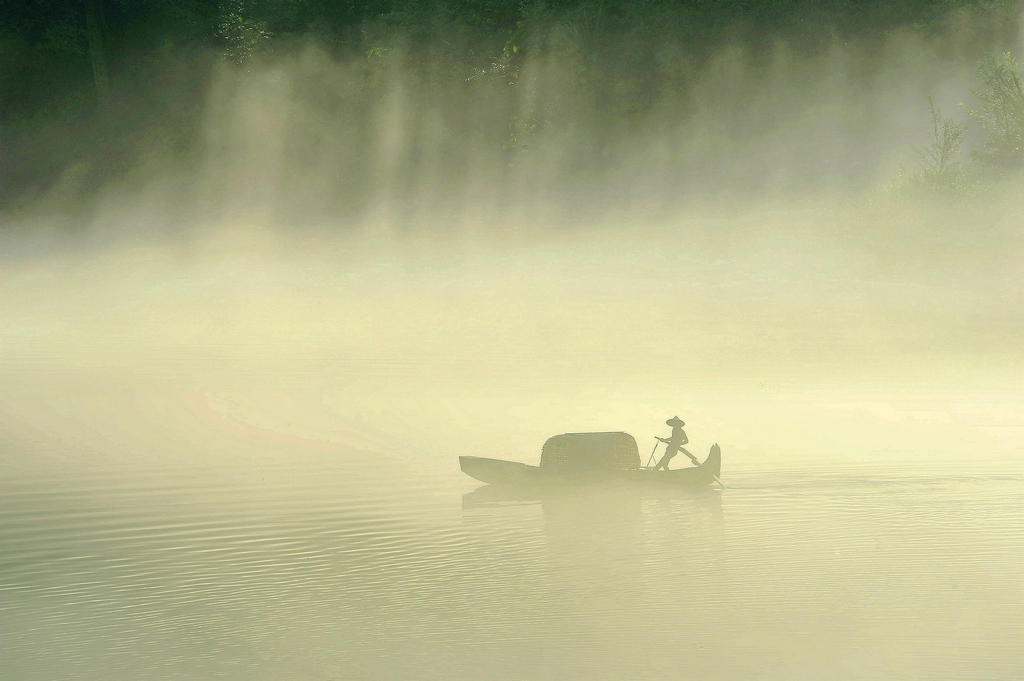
644 440 660 469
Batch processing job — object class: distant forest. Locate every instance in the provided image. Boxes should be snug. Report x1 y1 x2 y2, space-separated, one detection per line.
1 0 1019 205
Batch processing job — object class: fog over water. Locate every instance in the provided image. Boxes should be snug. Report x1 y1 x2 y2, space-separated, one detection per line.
1 21 1023 681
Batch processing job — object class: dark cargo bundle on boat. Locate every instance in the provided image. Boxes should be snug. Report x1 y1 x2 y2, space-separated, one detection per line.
540 432 641 471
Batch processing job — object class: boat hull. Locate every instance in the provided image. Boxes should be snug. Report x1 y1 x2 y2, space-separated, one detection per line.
460 444 722 489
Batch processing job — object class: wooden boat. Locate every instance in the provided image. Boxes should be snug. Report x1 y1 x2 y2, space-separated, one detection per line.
460 431 722 489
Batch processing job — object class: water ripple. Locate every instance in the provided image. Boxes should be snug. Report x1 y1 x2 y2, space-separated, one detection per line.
1 460 1021 680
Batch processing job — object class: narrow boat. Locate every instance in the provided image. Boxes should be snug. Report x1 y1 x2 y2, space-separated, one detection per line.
460 431 722 489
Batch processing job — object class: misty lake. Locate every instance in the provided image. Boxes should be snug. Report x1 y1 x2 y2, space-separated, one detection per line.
6 0 1024 677
1 214 1022 680
2 426 1020 680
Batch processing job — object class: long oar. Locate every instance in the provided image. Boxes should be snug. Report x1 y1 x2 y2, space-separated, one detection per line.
645 440 661 469
675 445 727 489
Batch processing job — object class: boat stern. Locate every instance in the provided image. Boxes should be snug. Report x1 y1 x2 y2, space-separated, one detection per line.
703 443 722 478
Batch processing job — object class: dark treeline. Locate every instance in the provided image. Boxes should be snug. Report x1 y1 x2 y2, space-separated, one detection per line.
0 0 1019 208
4 0 1015 117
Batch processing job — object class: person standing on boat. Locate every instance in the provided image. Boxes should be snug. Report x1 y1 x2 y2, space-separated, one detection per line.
654 416 688 470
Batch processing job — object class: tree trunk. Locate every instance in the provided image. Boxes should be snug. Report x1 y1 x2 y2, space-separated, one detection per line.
84 0 110 101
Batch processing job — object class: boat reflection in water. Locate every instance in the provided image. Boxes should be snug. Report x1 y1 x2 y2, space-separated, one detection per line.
462 478 723 510
462 479 724 571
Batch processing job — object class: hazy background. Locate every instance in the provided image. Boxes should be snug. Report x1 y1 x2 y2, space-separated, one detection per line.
3 8 1023 471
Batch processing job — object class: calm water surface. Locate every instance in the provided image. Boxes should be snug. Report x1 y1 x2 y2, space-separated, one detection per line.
2 454 1021 680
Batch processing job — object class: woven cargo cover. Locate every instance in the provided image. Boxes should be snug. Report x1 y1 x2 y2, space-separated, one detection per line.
540 432 640 471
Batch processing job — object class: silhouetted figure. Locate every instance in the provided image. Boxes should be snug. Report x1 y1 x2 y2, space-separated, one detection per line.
654 416 688 471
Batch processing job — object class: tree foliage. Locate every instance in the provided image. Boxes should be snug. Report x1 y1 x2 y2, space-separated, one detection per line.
919 98 969 189
969 52 1024 168
884 57 1024 202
